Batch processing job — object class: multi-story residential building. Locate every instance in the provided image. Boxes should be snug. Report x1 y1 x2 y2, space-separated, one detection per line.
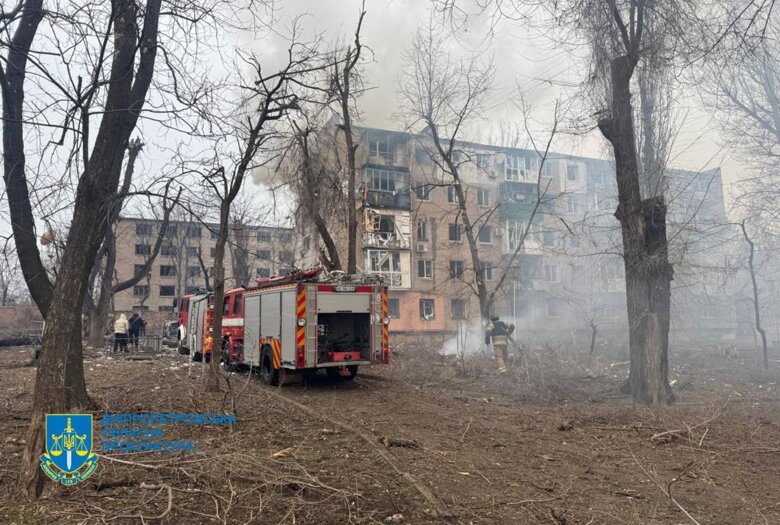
113 217 294 328
296 125 734 347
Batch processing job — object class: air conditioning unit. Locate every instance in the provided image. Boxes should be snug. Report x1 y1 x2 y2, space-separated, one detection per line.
416 243 429 253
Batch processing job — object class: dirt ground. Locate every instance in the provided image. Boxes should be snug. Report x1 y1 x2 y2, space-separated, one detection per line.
0 342 778 524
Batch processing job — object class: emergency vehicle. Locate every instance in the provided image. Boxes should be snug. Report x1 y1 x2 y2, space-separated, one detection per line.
176 269 391 383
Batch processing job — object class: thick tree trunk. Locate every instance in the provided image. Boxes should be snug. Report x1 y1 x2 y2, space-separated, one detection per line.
207 202 230 392
1 0 51 316
598 55 674 405
21 0 162 496
313 211 342 271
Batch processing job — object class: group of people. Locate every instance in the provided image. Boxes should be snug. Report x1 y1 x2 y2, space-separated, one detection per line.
112 312 146 352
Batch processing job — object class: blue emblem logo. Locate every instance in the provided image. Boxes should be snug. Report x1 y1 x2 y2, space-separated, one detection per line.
40 414 98 485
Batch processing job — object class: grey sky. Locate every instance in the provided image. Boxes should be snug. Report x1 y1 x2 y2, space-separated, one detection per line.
254 0 738 198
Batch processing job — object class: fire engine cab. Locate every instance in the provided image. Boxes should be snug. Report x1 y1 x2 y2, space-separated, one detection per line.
177 269 390 383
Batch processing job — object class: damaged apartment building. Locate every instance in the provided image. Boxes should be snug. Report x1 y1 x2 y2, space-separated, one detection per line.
295 126 734 347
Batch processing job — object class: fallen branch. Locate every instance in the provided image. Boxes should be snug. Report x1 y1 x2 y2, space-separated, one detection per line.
262 389 451 518
631 451 701 525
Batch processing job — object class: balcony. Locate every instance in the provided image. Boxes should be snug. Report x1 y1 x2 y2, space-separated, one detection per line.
363 232 411 250
364 190 411 210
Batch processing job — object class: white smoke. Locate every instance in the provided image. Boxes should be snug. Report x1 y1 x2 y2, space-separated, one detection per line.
441 321 489 357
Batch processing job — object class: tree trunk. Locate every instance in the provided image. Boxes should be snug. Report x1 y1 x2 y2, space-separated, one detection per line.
1 0 51 316
588 320 598 367
598 55 674 405
741 222 769 369
21 0 163 496
207 202 230 392
87 231 117 348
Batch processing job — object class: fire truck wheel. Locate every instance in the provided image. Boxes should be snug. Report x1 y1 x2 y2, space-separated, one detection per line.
260 347 279 386
192 351 203 362
178 344 189 356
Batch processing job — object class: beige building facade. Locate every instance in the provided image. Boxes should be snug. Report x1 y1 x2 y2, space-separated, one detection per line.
295 126 730 347
113 217 294 325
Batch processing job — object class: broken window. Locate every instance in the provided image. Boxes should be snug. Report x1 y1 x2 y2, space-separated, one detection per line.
415 183 431 201
256 267 271 278
417 220 428 242
506 155 521 181
367 250 403 286
366 168 408 193
451 299 466 320
160 265 176 277
419 299 436 320
187 266 200 278
449 260 465 279
161 244 175 256
136 223 152 236
388 298 401 319
368 137 396 163
135 244 151 256
133 285 149 297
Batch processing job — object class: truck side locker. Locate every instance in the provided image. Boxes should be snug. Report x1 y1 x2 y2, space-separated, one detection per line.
244 294 261 366
305 284 317 367
280 290 296 366
372 287 383 363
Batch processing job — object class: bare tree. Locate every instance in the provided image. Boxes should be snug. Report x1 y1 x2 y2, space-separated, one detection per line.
2 0 239 496
0 247 24 306
85 141 178 348
188 39 318 392
739 220 770 369
329 2 367 274
400 24 557 324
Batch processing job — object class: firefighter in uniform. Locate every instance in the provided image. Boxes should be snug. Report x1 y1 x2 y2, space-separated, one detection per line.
485 315 515 373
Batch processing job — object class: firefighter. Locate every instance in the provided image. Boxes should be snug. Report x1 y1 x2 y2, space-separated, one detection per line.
485 315 515 373
204 328 213 362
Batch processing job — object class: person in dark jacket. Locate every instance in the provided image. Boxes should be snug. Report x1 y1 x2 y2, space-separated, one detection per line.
485 315 515 373
128 313 146 350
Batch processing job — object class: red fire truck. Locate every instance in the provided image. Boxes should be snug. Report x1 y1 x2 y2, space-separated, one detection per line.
177 269 390 383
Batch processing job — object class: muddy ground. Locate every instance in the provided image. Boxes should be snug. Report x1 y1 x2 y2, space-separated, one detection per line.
0 343 778 524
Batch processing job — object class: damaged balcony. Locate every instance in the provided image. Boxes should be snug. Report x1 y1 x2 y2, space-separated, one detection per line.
362 209 411 250
363 167 411 210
